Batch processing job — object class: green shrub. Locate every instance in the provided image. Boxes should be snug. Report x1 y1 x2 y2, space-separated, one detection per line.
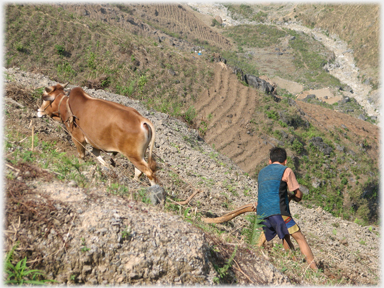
242 214 265 246
184 106 196 124
4 242 56 285
87 51 97 70
291 139 304 154
56 61 76 80
211 19 221 27
55 44 65 56
265 110 279 120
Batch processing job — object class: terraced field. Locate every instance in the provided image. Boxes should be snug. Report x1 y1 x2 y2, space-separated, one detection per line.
195 63 269 173
194 62 379 186
131 3 232 49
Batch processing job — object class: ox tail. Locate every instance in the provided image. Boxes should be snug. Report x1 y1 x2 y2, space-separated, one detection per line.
144 120 157 176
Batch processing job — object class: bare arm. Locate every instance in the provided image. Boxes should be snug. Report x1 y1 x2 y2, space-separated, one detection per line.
289 189 302 203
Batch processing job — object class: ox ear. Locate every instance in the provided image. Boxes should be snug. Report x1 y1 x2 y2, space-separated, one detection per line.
45 86 55 94
43 86 56 101
42 94 56 101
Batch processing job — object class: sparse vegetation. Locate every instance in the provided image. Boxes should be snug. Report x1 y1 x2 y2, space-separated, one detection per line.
4 3 380 285
4 242 55 285
250 93 378 224
5 4 215 125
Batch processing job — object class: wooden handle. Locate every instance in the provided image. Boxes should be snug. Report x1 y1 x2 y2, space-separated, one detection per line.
202 203 256 224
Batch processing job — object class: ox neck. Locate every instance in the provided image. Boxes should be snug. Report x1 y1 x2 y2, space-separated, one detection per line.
53 91 70 121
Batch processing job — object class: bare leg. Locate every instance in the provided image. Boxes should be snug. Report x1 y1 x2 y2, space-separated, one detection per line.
291 231 318 270
282 234 297 261
257 231 266 247
282 234 295 251
71 129 86 159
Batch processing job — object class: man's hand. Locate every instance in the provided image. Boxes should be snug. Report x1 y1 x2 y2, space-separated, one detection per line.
289 189 302 202
252 202 258 212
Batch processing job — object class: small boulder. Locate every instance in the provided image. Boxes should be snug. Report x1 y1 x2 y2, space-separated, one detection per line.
146 185 166 205
358 114 367 121
303 94 316 102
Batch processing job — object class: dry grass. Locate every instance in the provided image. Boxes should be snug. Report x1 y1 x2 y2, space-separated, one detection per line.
5 4 215 119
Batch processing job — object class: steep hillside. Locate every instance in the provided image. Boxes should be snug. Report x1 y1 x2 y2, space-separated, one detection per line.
3 3 381 285
3 68 380 285
293 4 380 88
5 4 216 119
194 61 379 225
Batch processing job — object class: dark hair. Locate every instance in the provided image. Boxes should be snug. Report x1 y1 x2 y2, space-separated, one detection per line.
270 147 287 163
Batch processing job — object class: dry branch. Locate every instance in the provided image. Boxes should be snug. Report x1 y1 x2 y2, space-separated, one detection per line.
202 203 256 223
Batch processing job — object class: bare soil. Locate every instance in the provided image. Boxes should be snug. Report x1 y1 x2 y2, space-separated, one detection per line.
4 69 380 285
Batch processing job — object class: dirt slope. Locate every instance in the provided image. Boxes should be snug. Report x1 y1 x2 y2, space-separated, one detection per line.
59 3 231 51
195 63 267 173
195 62 379 175
4 69 380 285
3 3 381 285
130 3 232 49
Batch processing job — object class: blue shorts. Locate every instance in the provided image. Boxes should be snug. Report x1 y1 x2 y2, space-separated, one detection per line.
261 215 300 241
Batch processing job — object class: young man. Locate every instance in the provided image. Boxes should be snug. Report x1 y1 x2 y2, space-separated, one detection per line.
256 147 318 271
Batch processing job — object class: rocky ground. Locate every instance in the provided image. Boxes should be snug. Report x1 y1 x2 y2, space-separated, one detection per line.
3 67 380 285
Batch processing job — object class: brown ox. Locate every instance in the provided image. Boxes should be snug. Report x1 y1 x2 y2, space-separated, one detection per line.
37 83 157 185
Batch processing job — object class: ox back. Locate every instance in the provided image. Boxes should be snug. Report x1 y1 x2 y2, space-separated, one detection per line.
67 87 157 185
38 84 157 186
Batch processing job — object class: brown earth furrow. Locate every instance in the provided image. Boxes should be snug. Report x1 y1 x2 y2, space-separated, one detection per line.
212 120 250 154
205 83 258 146
238 150 269 174
195 64 231 118
203 81 241 142
205 88 253 144
225 136 272 174
231 140 262 169
147 4 230 48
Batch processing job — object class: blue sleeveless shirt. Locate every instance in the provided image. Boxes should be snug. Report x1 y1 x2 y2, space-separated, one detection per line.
257 164 291 219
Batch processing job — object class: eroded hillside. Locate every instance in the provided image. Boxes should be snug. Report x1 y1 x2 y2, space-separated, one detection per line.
3 68 380 285
3 3 381 285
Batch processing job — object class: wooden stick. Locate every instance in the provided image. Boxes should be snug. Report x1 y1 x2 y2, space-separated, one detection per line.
6 163 20 173
233 259 254 284
172 189 201 205
202 203 256 224
18 136 29 143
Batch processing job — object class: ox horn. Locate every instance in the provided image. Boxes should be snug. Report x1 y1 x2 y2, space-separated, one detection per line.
62 82 69 88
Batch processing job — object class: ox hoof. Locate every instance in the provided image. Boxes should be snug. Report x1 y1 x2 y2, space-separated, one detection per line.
145 185 166 205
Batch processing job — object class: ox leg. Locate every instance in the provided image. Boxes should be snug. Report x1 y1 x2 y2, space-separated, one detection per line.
91 148 108 167
71 129 86 159
134 168 143 181
129 157 156 186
